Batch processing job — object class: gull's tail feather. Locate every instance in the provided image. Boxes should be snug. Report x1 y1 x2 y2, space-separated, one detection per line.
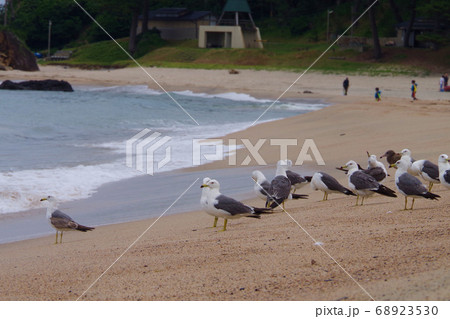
292 193 308 199
304 176 312 182
76 225 95 232
421 192 440 200
252 207 273 215
374 185 397 198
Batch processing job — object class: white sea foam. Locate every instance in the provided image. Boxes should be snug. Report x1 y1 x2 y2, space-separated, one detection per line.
0 163 143 214
173 90 273 103
76 85 162 95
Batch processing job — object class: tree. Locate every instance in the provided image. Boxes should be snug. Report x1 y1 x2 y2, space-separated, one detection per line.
368 1 382 59
387 0 403 24
403 0 416 47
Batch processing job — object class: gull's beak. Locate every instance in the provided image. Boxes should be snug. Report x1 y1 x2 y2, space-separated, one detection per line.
200 184 208 188
389 163 397 168
40 198 47 201
380 154 386 158
446 158 450 163
341 165 348 169
366 151 370 158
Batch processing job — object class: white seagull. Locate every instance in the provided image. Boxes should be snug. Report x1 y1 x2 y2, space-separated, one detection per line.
438 154 450 189
342 160 397 206
401 149 419 176
251 170 272 200
40 196 94 244
201 179 271 231
310 172 356 201
391 158 440 210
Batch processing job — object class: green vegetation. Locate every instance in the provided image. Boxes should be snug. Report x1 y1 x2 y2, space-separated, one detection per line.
2 0 449 75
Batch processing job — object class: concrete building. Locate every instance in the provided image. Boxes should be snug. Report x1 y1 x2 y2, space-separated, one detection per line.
198 0 263 49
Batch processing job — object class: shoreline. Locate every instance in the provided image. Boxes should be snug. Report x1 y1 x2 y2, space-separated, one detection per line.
1 66 449 300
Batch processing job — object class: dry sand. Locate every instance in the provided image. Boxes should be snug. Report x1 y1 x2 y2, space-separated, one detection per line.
0 66 449 300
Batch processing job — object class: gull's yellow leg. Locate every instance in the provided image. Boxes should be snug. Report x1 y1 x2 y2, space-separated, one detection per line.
428 182 433 192
322 192 326 201
219 219 228 232
355 195 359 206
404 197 408 210
411 198 415 210
282 201 285 210
60 232 63 244
212 217 218 228
55 231 58 244
325 193 328 201
361 196 365 206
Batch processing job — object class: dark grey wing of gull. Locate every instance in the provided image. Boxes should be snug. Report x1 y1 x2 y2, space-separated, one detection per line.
286 170 307 185
50 210 95 232
350 171 380 190
443 170 450 184
320 172 354 195
214 194 254 216
50 210 77 230
362 167 386 182
422 160 439 181
269 176 291 199
398 173 429 196
259 180 271 197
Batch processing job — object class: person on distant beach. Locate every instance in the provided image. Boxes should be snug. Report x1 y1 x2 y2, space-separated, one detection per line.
411 80 417 100
343 77 349 95
440 75 445 92
444 73 449 87
374 87 381 101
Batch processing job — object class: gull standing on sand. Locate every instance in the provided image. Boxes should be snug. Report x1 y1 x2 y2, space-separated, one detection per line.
286 170 311 192
391 158 440 210
411 159 440 191
341 161 397 206
252 169 308 205
366 153 388 183
266 160 292 209
401 149 419 176
200 177 220 228
380 150 401 166
251 170 272 200
438 154 450 189
310 172 356 201
201 179 271 231
40 196 95 244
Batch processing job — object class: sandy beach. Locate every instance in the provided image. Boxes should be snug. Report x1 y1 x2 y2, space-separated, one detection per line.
0 66 449 300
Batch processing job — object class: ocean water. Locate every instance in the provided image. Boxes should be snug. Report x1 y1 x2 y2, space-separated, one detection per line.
0 84 328 214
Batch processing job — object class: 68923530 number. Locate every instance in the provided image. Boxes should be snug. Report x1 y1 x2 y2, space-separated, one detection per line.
375 305 438 316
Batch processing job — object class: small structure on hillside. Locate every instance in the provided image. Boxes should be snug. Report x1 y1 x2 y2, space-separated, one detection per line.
396 19 446 48
137 8 214 40
198 0 263 49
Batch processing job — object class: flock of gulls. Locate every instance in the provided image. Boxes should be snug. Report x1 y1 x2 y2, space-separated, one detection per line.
40 149 450 242
200 149 450 231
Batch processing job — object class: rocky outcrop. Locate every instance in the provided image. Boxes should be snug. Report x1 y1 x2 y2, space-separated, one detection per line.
0 79 73 92
0 30 39 71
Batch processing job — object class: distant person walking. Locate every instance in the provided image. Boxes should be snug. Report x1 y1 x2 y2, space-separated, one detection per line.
411 80 417 101
374 87 381 101
444 73 449 87
343 77 349 95
440 75 445 92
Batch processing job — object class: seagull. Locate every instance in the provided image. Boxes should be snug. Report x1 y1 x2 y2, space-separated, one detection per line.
285 170 312 192
310 172 356 201
200 177 219 228
438 154 450 189
252 169 307 205
401 149 419 176
40 196 94 244
391 158 440 210
200 179 271 231
380 150 401 165
266 160 292 209
366 153 388 183
411 159 440 191
251 170 272 200
341 161 397 206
